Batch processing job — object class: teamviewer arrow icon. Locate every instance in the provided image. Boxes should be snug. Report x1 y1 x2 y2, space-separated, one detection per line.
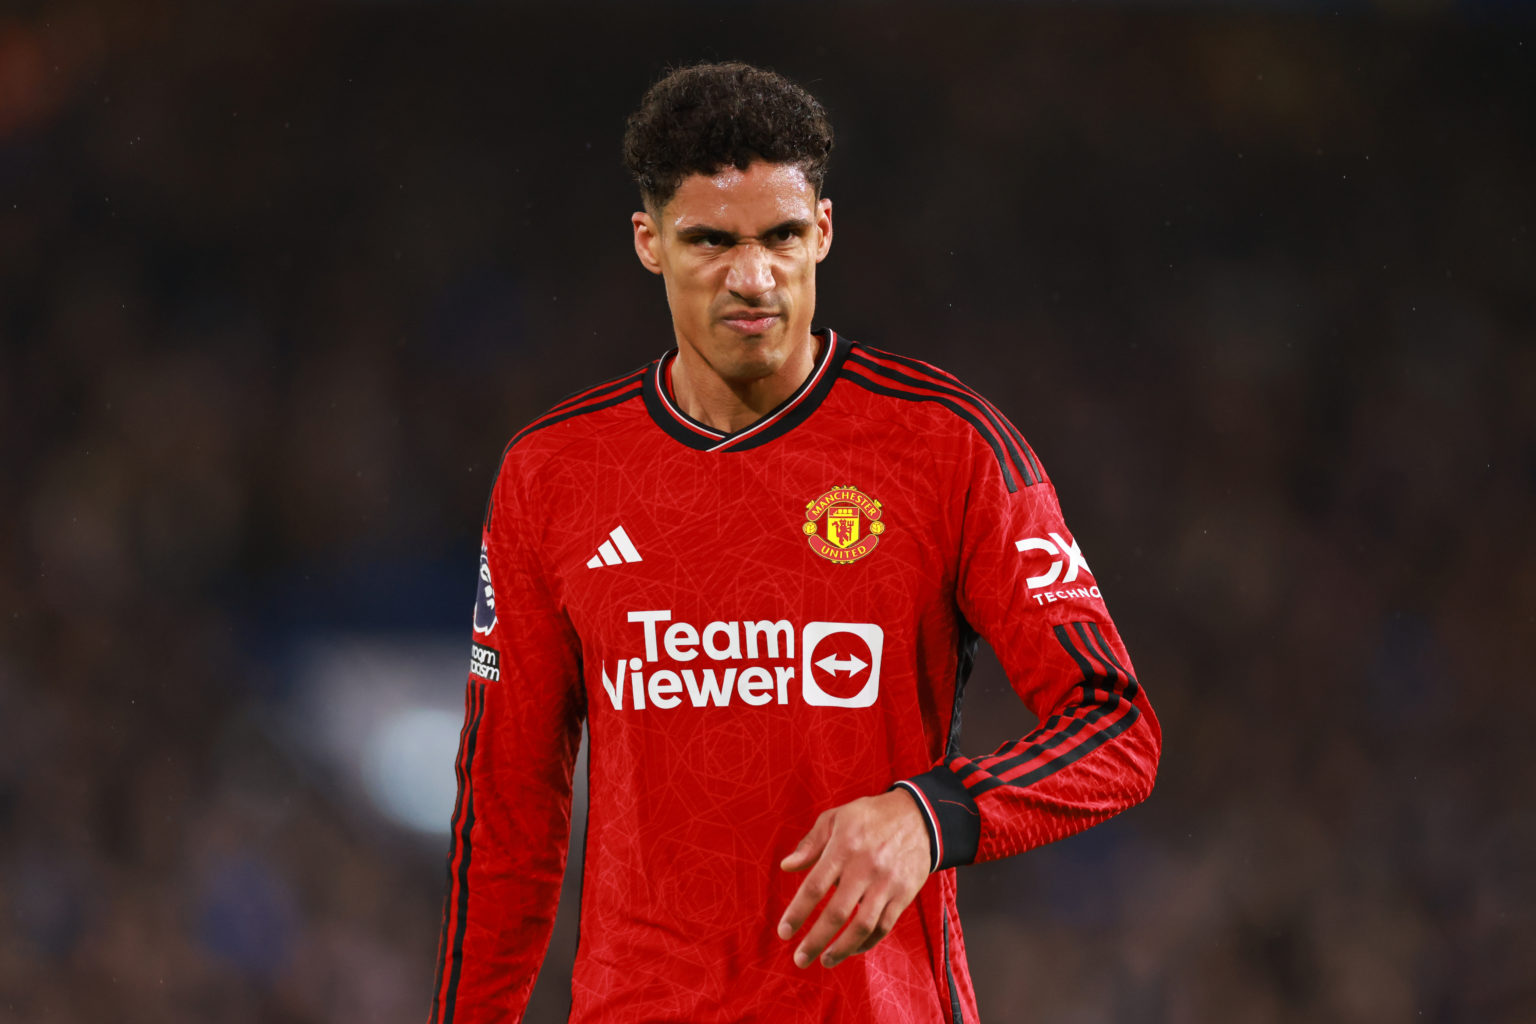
815 652 867 676
802 622 883 708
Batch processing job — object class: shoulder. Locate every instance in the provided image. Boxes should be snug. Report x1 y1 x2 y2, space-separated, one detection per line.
836 338 1046 492
506 362 648 456
484 362 650 519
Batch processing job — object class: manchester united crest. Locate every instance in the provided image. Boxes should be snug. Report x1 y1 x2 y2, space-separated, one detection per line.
803 486 887 564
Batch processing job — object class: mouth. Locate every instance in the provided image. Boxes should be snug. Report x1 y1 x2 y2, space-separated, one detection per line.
719 312 780 335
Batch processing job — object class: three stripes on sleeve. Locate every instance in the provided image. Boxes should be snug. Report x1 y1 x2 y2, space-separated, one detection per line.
952 621 1141 797
901 621 1142 871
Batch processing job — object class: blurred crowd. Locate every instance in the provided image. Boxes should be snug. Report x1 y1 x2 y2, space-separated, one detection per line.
1 3 1532 1022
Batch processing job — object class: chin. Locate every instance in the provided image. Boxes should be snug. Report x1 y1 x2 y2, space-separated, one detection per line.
711 327 783 364
717 346 784 383
723 354 779 384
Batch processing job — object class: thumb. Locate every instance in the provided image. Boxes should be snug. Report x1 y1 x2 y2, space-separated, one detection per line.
780 814 831 871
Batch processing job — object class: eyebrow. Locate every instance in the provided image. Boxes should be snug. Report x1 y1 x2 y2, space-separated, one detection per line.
674 218 812 242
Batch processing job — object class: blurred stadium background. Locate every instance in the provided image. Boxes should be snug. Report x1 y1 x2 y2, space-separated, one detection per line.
1 0 1532 1021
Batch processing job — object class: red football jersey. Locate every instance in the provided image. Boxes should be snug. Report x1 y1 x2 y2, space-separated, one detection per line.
429 330 1161 1023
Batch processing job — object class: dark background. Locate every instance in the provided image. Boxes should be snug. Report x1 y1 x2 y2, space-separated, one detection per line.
2 1 1533 1021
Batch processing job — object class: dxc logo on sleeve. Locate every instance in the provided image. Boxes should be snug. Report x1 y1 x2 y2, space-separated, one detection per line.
1015 531 1102 606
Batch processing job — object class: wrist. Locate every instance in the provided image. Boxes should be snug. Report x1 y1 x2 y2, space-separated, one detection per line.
888 782 939 874
893 767 980 871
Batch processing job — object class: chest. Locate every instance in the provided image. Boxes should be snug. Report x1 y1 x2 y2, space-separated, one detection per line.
531 424 971 789
543 438 954 635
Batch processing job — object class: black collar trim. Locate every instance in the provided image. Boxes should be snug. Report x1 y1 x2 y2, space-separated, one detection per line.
641 328 849 452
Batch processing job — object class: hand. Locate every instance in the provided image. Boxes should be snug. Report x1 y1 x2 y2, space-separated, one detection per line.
776 789 932 969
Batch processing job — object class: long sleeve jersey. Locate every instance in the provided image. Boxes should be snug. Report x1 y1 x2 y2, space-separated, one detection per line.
428 330 1161 1023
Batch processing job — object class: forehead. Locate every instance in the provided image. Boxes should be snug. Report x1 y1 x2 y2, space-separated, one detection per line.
663 161 818 233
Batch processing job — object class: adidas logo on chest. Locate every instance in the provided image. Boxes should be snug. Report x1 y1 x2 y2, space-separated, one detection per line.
586 526 643 569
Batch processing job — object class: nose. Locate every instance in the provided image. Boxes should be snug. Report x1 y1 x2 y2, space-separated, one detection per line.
725 241 774 300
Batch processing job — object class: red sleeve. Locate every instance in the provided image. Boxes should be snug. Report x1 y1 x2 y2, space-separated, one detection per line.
429 447 584 1023
896 416 1161 871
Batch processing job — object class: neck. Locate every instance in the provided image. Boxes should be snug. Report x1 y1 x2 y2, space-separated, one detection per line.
670 332 822 433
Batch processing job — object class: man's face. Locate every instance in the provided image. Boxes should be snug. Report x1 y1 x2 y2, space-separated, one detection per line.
632 161 833 385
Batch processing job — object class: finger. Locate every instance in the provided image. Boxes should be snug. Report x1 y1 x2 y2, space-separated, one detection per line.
777 856 838 940
780 812 832 872
852 900 905 954
793 885 864 968
819 891 887 968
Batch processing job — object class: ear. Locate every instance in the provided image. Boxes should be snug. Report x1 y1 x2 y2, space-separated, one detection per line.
632 211 664 275
813 197 833 263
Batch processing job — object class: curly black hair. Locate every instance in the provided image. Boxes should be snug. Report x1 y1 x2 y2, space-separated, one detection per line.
622 62 834 211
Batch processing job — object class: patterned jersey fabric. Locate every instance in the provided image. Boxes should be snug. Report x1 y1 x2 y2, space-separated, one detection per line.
430 330 1161 1024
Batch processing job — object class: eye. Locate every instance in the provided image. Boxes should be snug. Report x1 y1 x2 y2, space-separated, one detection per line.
693 232 730 249
770 227 798 245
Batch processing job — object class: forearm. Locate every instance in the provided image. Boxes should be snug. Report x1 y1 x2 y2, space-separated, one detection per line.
900 621 1160 869
901 688 1158 868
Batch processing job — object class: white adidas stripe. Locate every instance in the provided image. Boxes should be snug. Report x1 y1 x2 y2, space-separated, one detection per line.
586 526 643 569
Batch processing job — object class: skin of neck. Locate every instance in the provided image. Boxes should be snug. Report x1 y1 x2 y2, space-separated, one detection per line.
669 330 822 433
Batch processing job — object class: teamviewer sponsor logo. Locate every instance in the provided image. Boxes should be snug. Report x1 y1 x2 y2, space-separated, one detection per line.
599 611 884 711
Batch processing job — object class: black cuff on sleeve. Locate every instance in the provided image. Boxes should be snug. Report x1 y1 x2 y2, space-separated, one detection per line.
892 765 981 871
